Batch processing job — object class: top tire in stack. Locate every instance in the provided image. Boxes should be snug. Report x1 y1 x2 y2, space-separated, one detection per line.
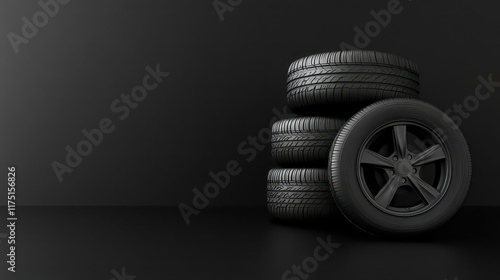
268 50 420 222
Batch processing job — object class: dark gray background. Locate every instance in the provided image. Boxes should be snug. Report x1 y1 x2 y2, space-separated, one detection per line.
1 0 499 206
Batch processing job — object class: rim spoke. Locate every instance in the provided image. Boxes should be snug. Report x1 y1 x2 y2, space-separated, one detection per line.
408 174 440 204
360 149 394 168
411 144 446 166
393 125 407 158
374 176 401 208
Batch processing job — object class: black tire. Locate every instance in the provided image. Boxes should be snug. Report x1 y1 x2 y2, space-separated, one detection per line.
287 51 420 116
267 168 336 221
329 99 472 235
271 117 345 166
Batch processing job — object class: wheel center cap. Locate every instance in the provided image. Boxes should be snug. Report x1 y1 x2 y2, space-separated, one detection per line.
395 159 412 176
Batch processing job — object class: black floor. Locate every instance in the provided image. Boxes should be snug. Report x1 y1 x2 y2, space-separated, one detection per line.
0 206 498 280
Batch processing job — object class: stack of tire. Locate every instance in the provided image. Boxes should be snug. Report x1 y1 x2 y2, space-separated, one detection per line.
268 50 472 235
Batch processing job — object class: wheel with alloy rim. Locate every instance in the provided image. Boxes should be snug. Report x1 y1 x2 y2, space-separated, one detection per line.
329 99 471 235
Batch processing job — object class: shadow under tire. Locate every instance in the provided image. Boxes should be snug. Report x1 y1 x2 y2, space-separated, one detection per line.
287 50 420 116
271 117 345 167
329 98 471 235
267 168 336 221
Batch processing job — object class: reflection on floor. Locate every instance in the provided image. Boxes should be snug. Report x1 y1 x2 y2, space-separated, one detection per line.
0 206 497 280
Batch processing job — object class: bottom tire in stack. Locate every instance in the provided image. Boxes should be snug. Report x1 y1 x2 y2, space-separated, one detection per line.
267 168 336 221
